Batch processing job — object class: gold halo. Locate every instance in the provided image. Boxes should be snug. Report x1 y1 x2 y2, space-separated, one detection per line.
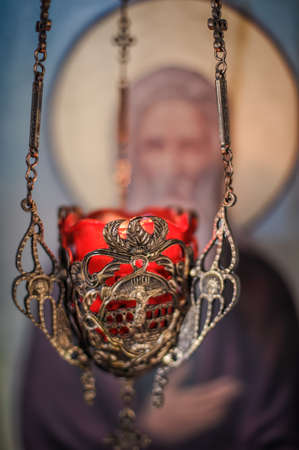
50 0 298 228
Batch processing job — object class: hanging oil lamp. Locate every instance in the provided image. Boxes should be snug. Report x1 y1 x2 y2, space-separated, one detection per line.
12 0 240 448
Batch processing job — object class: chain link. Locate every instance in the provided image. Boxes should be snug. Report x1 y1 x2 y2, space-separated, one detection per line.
208 0 228 79
23 0 51 211
208 0 236 207
221 144 236 206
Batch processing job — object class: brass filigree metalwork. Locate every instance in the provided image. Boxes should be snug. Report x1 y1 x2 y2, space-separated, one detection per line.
152 206 240 406
62 213 193 377
13 0 241 448
12 202 89 367
167 206 239 363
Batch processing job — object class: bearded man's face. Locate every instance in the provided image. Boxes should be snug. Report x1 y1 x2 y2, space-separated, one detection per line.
136 99 218 208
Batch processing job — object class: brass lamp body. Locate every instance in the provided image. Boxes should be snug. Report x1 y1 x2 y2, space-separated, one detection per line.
60 212 193 377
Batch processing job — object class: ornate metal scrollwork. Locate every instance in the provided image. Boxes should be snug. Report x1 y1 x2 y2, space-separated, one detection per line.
62 214 194 377
152 205 240 406
12 202 94 399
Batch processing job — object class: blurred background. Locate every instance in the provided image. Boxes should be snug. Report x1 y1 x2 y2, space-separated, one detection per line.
0 0 298 449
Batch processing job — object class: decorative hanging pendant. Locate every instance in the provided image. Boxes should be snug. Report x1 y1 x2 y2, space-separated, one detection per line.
12 0 240 448
59 206 197 377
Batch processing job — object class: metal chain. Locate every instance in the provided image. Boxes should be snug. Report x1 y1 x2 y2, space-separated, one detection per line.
221 144 235 207
113 0 135 209
208 0 228 79
23 0 51 212
104 379 150 449
113 0 135 81
208 0 236 207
